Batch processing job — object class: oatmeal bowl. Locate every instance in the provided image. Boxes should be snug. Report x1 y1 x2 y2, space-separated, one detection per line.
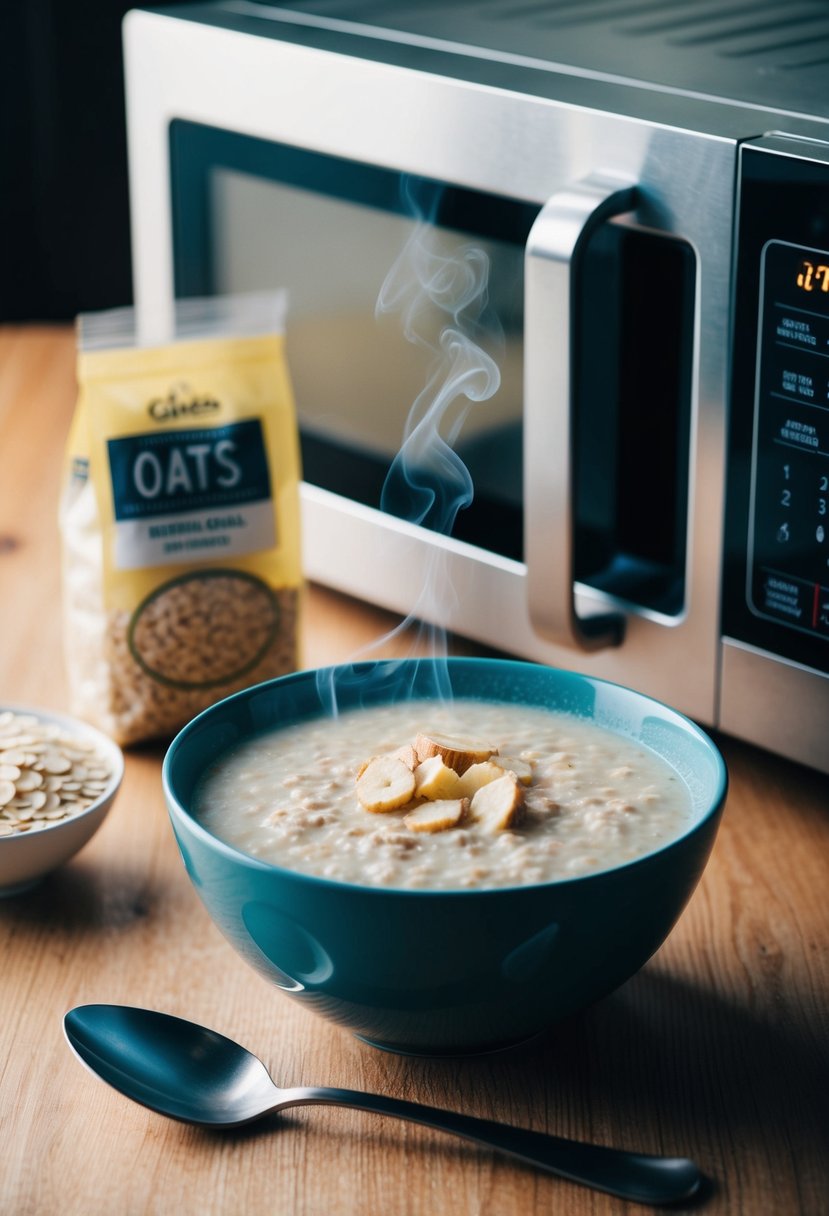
162 658 727 1055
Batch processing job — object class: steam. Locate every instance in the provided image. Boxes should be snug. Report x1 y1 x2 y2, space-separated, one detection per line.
317 189 502 715
377 237 500 535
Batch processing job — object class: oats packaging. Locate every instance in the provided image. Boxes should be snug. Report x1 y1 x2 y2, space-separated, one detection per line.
60 292 302 745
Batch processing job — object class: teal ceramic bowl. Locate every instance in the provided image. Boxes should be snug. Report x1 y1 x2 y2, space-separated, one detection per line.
162 658 727 1055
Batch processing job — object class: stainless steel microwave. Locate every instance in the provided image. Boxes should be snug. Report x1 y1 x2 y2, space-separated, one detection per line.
123 0 829 772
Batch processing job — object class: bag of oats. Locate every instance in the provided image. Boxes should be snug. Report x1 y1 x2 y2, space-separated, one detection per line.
60 291 302 745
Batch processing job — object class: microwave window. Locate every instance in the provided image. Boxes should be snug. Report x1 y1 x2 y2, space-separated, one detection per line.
169 122 537 560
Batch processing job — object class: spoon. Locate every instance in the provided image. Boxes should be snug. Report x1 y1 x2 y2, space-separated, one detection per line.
63 1004 701 1206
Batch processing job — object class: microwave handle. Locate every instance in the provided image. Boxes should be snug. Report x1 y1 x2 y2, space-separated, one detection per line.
524 173 637 652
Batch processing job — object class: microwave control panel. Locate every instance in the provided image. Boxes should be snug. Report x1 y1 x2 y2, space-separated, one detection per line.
749 238 829 636
724 138 829 674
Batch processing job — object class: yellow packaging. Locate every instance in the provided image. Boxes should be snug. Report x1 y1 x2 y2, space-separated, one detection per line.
60 292 302 745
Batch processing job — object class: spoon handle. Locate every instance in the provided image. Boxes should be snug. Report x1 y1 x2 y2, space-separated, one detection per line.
277 1087 701 1205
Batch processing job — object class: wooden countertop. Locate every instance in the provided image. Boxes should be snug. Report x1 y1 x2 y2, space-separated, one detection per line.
1 325 827 1216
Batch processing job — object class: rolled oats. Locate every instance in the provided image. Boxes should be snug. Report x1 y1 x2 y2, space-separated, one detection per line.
0 711 116 837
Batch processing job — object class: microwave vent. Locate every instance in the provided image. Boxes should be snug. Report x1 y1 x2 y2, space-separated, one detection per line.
234 0 829 118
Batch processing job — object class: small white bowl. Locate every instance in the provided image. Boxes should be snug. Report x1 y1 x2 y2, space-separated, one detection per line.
0 705 124 897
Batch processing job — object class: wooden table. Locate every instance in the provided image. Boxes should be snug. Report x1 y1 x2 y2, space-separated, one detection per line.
1 325 827 1216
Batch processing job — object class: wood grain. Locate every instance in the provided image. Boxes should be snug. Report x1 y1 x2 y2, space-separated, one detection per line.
1 326 827 1215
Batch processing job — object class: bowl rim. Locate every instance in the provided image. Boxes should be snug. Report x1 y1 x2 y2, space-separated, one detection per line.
0 703 125 847
162 657 729 897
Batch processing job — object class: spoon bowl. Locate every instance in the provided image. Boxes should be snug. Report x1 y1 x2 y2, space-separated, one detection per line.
64 1003 703 1206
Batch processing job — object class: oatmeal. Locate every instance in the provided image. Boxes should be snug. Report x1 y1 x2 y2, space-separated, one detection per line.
193 699 693 890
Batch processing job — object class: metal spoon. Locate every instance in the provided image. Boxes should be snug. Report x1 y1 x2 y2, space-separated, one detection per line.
63 1004 701 1206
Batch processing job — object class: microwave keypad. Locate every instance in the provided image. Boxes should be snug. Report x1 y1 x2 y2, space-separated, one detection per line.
749 239 829 639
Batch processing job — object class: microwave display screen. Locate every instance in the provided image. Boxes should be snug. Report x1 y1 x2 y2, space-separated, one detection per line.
169 121 537 561
748 239 829 640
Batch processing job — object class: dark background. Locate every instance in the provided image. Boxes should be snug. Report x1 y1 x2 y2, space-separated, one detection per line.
0 2 186 322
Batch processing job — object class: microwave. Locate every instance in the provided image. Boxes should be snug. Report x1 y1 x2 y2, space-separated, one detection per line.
123 0 829 772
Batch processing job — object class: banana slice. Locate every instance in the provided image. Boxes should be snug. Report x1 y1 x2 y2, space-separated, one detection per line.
414 755 463 800
356 744 416 780
470 772 525 832
404 798 469 833
496 756 534 786
356 754 416 813
414 732 497 776
456 759 507 798
394 743 419 771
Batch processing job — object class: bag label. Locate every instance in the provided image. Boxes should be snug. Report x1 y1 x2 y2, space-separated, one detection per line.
107 418 276 568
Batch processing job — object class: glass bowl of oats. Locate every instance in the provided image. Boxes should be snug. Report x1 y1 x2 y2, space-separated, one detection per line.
0 706 124 896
